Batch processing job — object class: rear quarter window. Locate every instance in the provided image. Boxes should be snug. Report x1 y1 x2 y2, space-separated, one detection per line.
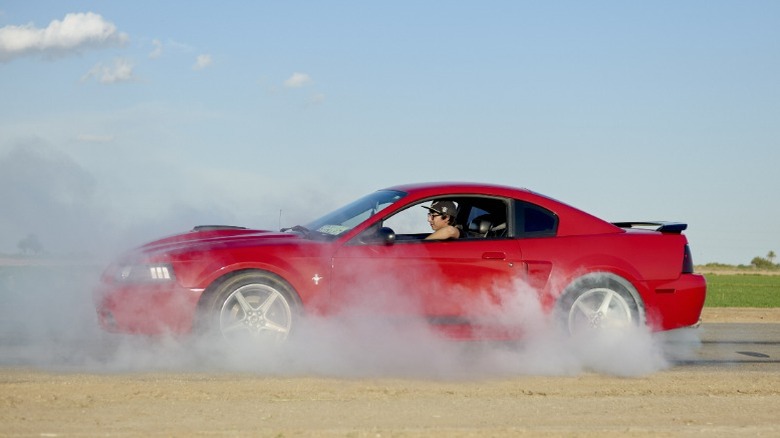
514 201 558 237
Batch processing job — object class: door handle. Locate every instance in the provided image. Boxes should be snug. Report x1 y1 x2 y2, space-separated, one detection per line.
482 251 506 260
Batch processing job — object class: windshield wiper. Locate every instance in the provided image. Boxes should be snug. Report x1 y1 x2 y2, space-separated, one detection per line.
280 225 311 236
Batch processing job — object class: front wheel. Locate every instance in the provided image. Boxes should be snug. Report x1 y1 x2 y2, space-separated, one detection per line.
201 271 300 343
558 273 645 335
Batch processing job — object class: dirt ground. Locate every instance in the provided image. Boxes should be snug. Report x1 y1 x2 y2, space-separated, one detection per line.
1 308 779 437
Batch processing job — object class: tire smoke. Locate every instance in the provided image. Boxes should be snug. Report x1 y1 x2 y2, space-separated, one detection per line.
0 264 693 378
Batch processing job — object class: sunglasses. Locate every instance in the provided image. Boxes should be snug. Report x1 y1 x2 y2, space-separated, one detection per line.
427 212 442 218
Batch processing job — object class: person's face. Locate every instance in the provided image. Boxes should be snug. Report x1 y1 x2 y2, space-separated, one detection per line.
427 212 448 230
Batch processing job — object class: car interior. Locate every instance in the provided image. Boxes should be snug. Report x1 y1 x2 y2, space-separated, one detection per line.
356 196 512 244
452 196 509 239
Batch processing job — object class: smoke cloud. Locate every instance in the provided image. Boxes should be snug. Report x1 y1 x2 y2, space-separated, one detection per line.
1 262 686 378
0 141 105 256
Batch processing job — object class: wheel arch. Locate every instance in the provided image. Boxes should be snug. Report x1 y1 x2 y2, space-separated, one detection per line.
550 252 652 300
195 268 304 319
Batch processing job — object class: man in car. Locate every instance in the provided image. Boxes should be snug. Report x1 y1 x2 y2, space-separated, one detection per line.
424 200 461 240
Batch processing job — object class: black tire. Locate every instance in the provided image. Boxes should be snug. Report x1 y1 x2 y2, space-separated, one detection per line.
199 271 300 343
557 273 645 335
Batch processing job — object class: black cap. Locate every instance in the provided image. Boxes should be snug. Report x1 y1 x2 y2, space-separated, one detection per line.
423 200 458 218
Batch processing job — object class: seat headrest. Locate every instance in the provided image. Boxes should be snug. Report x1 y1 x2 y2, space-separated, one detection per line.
469 215 493 234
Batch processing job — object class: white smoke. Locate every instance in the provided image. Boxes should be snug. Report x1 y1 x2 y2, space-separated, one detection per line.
0 263 688 378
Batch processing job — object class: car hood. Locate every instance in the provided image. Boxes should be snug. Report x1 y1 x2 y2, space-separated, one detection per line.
134 226 304 258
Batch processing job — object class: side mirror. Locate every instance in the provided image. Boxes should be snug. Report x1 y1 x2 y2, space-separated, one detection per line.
360 226 396 245
377 227 396 245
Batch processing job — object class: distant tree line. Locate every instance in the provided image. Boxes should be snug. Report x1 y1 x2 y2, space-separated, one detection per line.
16 234 44 255
751 251 778 270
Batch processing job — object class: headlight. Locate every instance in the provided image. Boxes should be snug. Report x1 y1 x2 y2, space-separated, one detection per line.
115 263 176 283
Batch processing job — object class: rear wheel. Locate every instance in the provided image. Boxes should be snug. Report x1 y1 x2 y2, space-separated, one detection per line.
202 271 299 343
558 273 644 335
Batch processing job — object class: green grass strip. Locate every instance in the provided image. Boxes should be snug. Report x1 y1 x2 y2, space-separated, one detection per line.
704 274 780 307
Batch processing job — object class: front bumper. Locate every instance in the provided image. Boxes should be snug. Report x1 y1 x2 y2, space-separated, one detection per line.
96 282 203 335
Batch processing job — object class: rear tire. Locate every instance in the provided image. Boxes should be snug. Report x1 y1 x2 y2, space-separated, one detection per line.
557 273 645 335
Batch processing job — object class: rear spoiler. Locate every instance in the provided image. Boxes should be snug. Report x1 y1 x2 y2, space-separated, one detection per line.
612 221 687 234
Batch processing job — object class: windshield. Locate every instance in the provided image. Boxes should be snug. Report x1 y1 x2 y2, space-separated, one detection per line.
303 190 406 238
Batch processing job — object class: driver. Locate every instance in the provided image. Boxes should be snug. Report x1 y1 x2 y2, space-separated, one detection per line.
423 200 461 240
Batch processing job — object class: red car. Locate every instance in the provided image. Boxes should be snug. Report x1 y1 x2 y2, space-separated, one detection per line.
95 182 706 342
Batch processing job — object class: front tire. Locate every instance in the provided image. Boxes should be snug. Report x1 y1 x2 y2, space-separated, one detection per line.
558 273 645 335
202 271 299 343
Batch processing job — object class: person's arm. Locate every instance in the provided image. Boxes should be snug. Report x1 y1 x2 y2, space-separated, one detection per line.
425 225 460 240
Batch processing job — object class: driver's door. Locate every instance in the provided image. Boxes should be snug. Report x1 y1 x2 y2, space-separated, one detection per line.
330 238 523 321
329 199 523 326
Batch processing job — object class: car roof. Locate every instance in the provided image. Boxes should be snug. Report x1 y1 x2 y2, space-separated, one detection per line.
383 181 562 209
385 181 532 197
383 181 620 237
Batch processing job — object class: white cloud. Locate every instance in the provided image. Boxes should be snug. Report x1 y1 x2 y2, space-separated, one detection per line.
0 12 128 62
149 39 163 59
284 72 312 88
82 58 135 84
193 54 212 70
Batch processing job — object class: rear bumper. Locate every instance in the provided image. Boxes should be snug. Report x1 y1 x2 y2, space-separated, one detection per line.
647 273 707 331
95 283 202 335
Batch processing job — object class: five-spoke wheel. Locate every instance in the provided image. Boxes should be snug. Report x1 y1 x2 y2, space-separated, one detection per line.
559 273 644 335
202 271 299 343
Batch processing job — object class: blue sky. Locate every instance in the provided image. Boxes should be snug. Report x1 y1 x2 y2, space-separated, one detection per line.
0 1 778 264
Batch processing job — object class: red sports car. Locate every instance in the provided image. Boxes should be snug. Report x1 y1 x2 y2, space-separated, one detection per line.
95 182 706 342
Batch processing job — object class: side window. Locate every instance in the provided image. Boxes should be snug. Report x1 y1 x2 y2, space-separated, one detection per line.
383 202 431 236
383 198 467 240
460 197 509 239
465 206 490 228
351 200 436 245
514 201 557 237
